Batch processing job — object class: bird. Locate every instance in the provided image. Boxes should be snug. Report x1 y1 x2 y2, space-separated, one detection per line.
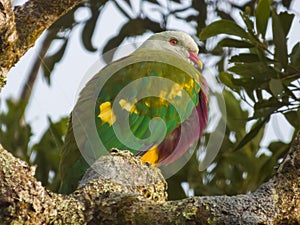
58 31 208 194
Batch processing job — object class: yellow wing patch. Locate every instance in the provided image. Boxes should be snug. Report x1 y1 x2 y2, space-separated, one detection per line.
143 83 185 109
98 101 116 126
182 78 196 91
168 83 183 98
119 99 138 113
158 83 183 100
141 145 159 165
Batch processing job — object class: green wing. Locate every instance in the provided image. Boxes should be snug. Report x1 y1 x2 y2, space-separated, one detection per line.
59 50 201 193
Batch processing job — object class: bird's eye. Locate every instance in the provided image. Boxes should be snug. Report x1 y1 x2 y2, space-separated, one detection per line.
169 38 178 45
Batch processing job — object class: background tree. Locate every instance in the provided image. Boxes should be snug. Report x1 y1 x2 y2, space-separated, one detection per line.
0 0 299 201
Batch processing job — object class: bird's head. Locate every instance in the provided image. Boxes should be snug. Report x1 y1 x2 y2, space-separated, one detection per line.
138 31 203 70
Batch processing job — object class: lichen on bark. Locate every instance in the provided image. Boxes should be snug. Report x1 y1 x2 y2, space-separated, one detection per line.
0 130 299 224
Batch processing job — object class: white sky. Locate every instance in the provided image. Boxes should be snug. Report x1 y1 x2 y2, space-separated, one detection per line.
1 0 300 148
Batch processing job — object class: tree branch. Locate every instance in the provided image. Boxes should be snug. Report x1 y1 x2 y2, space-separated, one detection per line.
0 131 299 224
0 0 83 89
0 0 17 86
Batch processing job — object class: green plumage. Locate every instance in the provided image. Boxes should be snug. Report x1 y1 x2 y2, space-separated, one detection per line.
59 49 202 194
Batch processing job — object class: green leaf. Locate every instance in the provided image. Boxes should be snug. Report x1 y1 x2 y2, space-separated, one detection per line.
42 39 69 85
219 72 238 90
257 141 288 184
282 0 292 8
223 90 248 134
147 0 159 4
278 11 294 37
228 62 275 79
218 38 254 48
225 151 255 176
102 34 126 63
253 98 283 118
254 98 282 110
0 99 32 162
268 141 289 158
216 8 234 21
269 78 284 98
230 53 260 63
272 10 294 68
255 0 271 38
240 12 256 35
290 42 300 70
258 142 288 183
231 78 258 96
32 117 68 191
199 20 249 41
284 109 300 128
234 117 269 151
124 0 132 8
81 8 100 52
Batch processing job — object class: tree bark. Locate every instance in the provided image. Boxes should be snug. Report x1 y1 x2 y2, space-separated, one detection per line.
0 0 83 89
0 131 299 224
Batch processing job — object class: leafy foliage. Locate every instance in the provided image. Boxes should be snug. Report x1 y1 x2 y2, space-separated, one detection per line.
1 0 299 199
0 99 32 163
31 117 68 191
200 0 299 150
0 99 68 191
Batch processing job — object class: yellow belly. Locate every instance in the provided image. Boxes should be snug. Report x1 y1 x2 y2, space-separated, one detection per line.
141 145 159 165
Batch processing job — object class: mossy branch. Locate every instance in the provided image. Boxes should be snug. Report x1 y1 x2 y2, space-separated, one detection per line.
0 131 299 224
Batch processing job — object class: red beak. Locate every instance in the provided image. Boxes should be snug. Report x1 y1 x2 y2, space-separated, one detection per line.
188 51 203 70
